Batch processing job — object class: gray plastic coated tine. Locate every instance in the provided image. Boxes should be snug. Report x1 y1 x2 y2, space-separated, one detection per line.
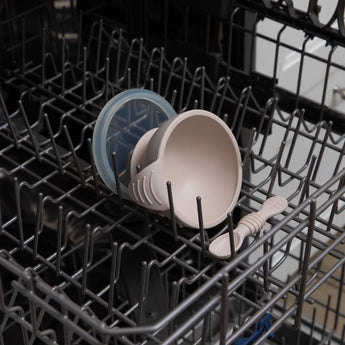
105 57 110 102
320 48 336 120
269 234 275 269
283 287 288 311
137 261 148 326
334 264 345 330
306 125 323 165
96 19 103 72
21 320 30 345
210 79 221 113
298 239 304 273
167 181 177 240
263 230 269 292
88 229 94 265
63 125 86 187
87 138 99 196
19 101 41 161
309 308 317 345
33 193 43 259
298 155 317 204
242 127 256 168
295 199 316 328
282 110 296 145
235 88 251 141
14 178 24 250
312 122 333 181
294 38 309 106
127 68 131 89
219 274 229 345
217 77 229 117
0 92 19 147
326 194 338 232
108 242 118 315
285 109 305 168
197 196 206 256
333 140 345 177
136 165 141 173
222 113 228 124
83 47 87 107
227 213 236 259
44 114 63 174
62 305 72 345
157 48 164 94
193 99 198 109
267 140 285 197
81 224 91 296
41 27 46 84
200 67 205 109
136 39 143 87
258 98 277 156
61 36 65 95
170 89 177 108
169 281 179 312
281 111 297 167
322 295 331 339
111 152 124 210
28 284 38 338
178 58 187 112
231 88 246 132
150 78 154 91
56 206 63 275
200 313 210 345
21 18 26 74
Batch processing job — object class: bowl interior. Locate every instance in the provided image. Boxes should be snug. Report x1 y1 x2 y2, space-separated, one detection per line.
162 115 241 227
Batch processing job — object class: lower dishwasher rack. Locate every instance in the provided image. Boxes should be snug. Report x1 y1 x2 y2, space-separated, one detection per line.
0 4 345 345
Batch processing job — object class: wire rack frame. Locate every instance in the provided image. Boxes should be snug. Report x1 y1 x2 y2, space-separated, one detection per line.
0 4 344 345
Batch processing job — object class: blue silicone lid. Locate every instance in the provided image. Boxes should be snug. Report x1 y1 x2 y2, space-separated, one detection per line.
92 89 177 199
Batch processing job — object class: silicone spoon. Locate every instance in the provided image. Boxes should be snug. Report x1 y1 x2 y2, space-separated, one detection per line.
208 196 288 259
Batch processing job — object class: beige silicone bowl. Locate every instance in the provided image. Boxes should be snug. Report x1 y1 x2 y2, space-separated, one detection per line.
128 109 242 228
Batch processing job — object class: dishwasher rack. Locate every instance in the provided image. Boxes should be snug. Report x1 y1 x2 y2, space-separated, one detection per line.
0 1 345 345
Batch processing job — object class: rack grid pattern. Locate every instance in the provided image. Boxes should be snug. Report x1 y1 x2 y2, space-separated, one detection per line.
0 2 344 345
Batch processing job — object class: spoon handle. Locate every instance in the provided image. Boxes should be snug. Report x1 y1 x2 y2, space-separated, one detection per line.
208 196 288 259
239 196 288 236
258 196 288 221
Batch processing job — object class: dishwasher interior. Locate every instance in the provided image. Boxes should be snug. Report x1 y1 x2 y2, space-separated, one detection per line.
0 1 345 345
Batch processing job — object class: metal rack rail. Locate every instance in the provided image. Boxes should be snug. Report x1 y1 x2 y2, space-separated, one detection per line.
0 1 344 345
